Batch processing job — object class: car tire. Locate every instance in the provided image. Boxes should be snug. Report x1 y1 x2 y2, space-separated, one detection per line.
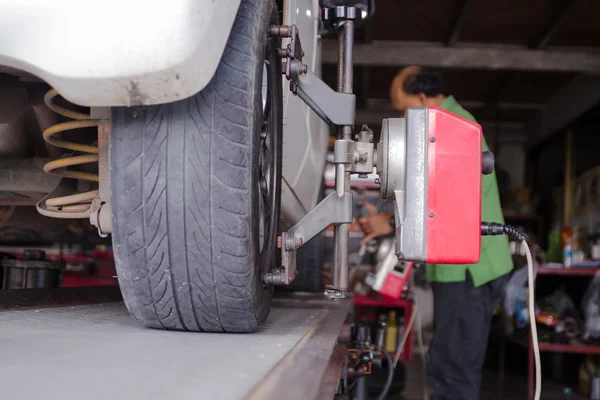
110 0 282 333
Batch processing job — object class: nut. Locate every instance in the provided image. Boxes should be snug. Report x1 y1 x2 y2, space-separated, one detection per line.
294 236 304 249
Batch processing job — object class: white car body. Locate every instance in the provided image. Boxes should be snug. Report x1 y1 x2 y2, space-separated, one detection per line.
0 0 328 226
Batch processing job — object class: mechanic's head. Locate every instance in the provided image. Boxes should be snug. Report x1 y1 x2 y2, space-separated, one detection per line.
390 66 446 115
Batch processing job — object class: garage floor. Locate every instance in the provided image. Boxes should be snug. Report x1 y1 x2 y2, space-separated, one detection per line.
400 351 585 400
0 297 349 400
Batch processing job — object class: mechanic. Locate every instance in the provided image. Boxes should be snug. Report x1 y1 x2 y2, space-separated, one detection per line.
358 66 513 400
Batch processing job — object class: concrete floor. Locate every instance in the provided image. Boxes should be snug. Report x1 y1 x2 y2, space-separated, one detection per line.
0 302 331 400
399 350 585 400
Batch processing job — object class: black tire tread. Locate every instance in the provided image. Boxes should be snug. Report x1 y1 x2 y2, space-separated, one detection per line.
111 0 275 333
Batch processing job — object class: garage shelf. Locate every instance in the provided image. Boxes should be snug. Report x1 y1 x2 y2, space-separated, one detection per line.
537 265 599 276
526 263 599 399
537 342 600 354
508 335 600 355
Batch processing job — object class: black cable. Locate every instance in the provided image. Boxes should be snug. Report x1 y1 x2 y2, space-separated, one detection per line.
346 378 358 393
481 222 525 241
377 349 394 400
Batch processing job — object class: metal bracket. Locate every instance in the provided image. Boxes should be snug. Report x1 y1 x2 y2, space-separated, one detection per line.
271 23 355 127
89 197 112 237
333 126 375 175
266 191 353 285
295 70 356 127
89 118 112 237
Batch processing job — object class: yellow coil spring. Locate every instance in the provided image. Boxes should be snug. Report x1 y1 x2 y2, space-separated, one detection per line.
42 88 99 214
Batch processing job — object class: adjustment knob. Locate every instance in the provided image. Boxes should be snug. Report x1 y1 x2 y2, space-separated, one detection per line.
482 151 495 175
322 6 361 21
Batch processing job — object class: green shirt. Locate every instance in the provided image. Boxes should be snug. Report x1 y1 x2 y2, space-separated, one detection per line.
425 96 513 287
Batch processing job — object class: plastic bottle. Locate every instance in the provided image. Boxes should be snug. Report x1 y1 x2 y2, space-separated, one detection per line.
385 310 398 353
396 316 404 352
592 240 600 260
562 226 573 268
564 237 573 268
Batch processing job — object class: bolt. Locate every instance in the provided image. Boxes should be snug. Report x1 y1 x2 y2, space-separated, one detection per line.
269 25 292 37
264 270 285 285
428 212 435 218
324 286 348 300
294 236 304 249
430 137 436 143
301 63 308 74
374 178 380 185
278 48 287 58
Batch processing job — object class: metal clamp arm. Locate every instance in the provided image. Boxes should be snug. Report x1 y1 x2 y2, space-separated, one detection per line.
295 69 356 127
285 191 353 251
266 191 353 285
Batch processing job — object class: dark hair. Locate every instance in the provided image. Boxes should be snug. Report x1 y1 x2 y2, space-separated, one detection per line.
403 72 446 97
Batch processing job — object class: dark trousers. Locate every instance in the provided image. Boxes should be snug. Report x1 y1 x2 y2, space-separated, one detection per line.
427 272 508 400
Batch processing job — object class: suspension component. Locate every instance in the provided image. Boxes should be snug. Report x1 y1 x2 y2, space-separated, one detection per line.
36 89 100 219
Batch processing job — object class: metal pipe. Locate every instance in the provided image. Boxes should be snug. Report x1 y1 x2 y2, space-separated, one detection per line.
332 225 340 287
353 375 368 400
342 21 354 141
332 21 346 295
0 158 60 193
342 21 354 94
338 223 350 291
97 120 110 202
335 164 345 197
336 28 346 140
337 30 345 94
334 20 355 296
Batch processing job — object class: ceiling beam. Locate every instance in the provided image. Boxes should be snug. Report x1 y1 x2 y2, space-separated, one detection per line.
532 0 580 49
322 41 600 72
446 0 472 46
364 98 544 111
476 71 517 120
526 75 600 148
477 1 578 129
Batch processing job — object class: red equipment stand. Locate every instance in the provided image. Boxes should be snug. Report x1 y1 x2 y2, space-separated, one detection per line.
353 293 414 361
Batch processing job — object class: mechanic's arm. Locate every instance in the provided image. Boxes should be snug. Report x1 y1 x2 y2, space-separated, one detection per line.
356 202 394 245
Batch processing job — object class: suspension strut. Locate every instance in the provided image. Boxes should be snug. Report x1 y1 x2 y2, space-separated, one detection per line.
39 89 99 215
36 89 112 236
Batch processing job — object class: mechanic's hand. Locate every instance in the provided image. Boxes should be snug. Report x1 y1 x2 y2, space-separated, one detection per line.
357 201 393 245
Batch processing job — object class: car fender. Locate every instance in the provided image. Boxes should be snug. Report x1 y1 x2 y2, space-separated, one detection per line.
0 0 241 106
